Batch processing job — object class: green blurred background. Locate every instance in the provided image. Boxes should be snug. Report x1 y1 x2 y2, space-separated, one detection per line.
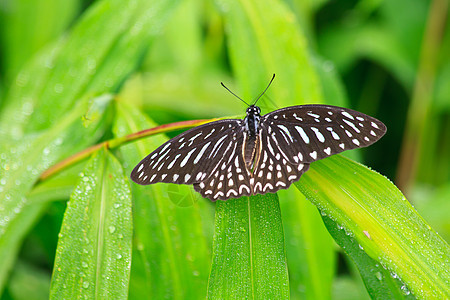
0 0 449 299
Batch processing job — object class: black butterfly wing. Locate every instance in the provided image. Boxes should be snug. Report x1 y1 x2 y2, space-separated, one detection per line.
131 119 243 187
261 104 387 164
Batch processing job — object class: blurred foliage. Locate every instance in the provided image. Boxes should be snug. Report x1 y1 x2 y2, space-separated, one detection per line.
0 0 449 299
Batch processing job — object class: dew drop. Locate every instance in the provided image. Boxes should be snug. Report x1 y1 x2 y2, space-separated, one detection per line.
375 272 383 280
82 281 90 289
108 226 116 233
401 285 410 295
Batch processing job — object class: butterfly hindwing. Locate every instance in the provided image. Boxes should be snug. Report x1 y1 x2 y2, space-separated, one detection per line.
193 135 253 200
250 127 311 195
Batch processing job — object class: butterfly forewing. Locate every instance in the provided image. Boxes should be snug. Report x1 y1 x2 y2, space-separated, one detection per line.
262 105 386 163
131 119 242 186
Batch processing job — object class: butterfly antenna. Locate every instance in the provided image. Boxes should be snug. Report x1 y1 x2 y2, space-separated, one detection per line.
253 74 275 106
221 81 250 106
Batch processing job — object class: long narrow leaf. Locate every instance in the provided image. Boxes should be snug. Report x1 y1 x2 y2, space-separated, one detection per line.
296 155 450 298
50 148 132 298
0 0 179 294
114 101 212 299
279 188 335 300
208 194 289 299
0 97 109 293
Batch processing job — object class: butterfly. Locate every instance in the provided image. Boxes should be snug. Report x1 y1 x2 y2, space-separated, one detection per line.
131 75 386 201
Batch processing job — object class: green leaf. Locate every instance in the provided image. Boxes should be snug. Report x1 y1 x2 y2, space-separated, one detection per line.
0 97 109 294
0 0 79 83
0 0 180 294
321 216 414 299
50 148 132 299
218 0 323 107
113 101 212 299
296 155 450 299
27 162 84 205
208 194 289 299
279 188 335 300
0 0 179 137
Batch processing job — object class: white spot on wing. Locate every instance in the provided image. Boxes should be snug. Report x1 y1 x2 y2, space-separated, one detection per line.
239 185 250 194
295 126 310 144
193 142 211 164
167 154 181 169
277 125 294 142
204 128 216 139
343 119 360 133
180 148 197 167
185 174 191 182
263 183 274 192
341 111 354 120
159 143 172 155
311 127 325 142
226 189 238 197
307 112 320 118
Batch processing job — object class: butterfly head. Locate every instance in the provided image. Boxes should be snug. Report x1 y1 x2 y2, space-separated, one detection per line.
246 105 261 117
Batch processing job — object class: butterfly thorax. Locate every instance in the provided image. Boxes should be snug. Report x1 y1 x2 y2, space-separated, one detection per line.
243 105 262 173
